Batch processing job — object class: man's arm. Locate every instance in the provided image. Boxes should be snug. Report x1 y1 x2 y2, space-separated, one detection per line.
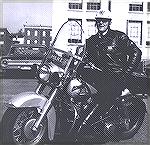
85 38 98 65
121 34 142 73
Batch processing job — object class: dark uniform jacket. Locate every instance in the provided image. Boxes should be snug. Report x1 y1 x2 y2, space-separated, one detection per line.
86 29 142 74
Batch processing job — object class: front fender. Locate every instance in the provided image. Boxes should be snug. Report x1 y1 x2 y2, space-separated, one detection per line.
5 92 47 110
5 91 57 141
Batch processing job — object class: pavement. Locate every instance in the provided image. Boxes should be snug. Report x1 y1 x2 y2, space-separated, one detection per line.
0 78 149 144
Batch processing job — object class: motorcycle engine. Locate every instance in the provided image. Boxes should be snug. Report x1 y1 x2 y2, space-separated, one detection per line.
67 78 92 108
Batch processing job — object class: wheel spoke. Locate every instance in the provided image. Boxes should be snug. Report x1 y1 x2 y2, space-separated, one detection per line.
13 128 21 138
28 110 35 118
13 128 26 143
12 109 46 144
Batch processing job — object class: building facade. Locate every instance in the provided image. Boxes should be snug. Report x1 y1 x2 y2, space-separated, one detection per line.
24 25 52 48
52 0 150 59
0 28 12 56
11 29 24 44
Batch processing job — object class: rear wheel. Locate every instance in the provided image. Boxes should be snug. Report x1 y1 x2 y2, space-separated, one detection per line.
117 98 146 140
76 98 146 143
1 108 47 145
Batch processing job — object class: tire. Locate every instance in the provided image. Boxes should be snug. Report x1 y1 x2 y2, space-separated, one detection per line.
1 108 48 145
76 98 146 143
117 98 146 140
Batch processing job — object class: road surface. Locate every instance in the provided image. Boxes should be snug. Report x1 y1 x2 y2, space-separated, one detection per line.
0 78 149 144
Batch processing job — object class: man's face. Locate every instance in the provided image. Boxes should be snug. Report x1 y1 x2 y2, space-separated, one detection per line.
96 18 111 33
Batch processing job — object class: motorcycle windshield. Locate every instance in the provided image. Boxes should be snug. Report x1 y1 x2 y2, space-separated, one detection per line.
44 20 86 69
52 20 85 55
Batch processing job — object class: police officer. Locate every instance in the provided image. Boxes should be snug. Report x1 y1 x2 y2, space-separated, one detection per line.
79 9 142 104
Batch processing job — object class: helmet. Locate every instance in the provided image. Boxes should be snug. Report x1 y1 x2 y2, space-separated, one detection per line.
95 9 112 20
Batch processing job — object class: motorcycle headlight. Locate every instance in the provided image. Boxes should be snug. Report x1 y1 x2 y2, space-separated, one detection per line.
38 65 51 82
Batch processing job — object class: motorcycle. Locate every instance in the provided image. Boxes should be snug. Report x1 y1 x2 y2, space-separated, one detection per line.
0 20 148 145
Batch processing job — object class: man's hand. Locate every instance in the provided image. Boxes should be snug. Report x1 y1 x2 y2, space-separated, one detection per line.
123 68 132 79
87 62 102 72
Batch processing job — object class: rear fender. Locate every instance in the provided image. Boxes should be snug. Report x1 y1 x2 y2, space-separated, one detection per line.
118 93 147 112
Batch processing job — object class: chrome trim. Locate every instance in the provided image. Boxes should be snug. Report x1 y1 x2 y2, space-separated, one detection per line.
33 88 58 130
47 106 56 141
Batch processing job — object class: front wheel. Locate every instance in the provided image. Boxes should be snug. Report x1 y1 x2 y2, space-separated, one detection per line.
1 108 47 145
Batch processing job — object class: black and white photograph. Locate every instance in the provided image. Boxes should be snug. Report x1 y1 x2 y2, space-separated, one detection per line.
0 0 150 145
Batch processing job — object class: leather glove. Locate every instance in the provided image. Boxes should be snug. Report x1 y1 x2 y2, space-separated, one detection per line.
124 68 132 79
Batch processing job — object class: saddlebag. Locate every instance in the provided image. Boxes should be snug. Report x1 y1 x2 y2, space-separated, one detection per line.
129 72 148 95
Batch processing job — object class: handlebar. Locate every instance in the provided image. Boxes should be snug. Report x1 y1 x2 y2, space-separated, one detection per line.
46 45 103 72
84 63 103 72
46 46 129 76
72 54 102 72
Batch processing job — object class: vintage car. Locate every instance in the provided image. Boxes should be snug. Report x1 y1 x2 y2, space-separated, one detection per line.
0 44 48 77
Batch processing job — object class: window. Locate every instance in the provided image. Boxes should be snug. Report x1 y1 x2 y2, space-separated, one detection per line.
27 39 31 44
86 19 97 37
127 20 142 46
0 32 4 35
27 30 30 36
32 47 39 51
43 31 46 37
129 26 139 38
129 3 143 12
148 2 150 12
146 41 150 45
147 21 150 38
0 31 4 38
34 40 38 44
34 30 38 36
68 19 82 43
0 41 4 44
68 0 82 9
42 40 45 45
148 27 150 38
87 2 101 10
0 41 4 48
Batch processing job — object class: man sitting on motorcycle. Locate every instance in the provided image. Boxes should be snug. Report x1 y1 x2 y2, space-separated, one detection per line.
78 9 142 106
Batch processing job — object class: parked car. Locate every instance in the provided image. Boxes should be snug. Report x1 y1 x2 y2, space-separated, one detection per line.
0 44 48 78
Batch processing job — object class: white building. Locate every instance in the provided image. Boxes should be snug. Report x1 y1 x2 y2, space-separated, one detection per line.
52 0 150 60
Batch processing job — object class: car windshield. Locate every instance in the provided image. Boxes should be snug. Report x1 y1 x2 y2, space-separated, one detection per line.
9 45 47 58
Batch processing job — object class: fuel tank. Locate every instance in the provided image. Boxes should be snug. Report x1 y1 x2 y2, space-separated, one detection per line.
66 78 97 98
